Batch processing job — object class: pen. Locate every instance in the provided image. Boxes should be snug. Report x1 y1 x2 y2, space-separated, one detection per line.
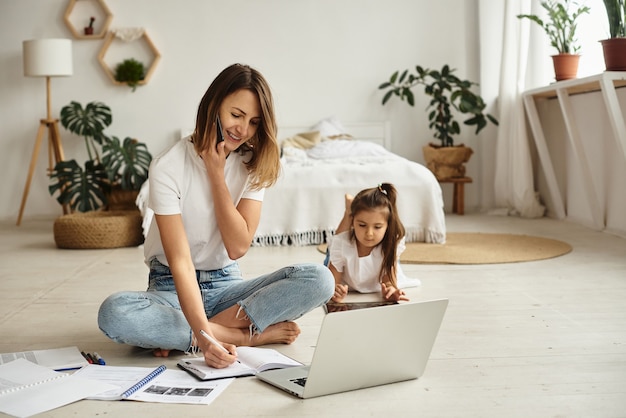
93 352 106 365
81 351 93 364
199 329 237 357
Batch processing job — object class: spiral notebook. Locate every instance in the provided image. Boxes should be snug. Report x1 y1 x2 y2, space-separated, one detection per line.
0 358 117 417
72 364 167 401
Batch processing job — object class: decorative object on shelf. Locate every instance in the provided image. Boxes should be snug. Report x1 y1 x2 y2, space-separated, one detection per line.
64 0 113 40
600 0 626 71
378 65 498 180
516 0 590 81
98 28 161 88
17 38 73 226
84 16 95 35
114 58 145 91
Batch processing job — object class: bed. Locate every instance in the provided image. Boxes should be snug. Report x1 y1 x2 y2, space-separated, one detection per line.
252 118 446 246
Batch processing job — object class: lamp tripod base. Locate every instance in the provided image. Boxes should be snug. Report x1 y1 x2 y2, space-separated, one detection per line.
16 119 67 226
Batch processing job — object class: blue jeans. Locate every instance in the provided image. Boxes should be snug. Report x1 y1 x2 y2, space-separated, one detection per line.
97 258 334 351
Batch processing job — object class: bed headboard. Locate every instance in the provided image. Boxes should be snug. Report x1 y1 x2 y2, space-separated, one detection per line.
278 121 391 150
180 121 392 150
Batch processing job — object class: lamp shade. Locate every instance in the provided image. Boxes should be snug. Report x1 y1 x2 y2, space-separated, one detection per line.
23 39 73 77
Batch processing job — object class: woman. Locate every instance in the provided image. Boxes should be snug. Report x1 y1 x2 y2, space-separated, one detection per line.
98 64 334 369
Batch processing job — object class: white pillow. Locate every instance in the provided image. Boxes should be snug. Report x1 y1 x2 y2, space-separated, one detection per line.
306 140 393 159
310 116 347 137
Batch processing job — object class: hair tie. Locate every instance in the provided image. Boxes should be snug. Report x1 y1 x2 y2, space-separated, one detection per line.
377 184 387 195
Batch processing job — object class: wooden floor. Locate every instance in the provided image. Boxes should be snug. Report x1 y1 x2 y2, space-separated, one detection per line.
1 214 625 417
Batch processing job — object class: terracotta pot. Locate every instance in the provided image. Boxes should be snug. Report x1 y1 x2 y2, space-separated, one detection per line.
600 38 626 71
422 143 473 180
551 54 580 81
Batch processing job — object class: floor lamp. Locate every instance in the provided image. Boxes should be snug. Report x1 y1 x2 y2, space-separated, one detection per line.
17 39 73 226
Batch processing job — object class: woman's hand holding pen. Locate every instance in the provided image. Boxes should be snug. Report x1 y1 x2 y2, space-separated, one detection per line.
199 329 238 368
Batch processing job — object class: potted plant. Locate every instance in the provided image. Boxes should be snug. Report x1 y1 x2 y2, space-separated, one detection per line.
49 101 152 212
114 58 145 91
48 101 152 249
378 64 498 180
84 16 95 35
600 0 626 70
517 0 590 81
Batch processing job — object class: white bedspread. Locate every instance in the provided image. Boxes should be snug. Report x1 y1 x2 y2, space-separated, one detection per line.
253 146 446 246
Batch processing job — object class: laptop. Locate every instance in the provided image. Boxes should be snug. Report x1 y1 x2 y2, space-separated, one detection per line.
255 298 448 399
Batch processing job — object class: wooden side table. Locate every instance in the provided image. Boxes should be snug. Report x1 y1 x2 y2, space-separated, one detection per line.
438 177 472 215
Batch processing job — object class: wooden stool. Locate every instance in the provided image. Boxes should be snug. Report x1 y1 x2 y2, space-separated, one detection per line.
438 177 472 215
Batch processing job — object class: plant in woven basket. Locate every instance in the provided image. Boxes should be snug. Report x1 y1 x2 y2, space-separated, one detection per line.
49 101 152 212
378 64 498 179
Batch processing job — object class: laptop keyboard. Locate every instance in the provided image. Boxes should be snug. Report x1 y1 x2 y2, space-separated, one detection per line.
290 377 307 387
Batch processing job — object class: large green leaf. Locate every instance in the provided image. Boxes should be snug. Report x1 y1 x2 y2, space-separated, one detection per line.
48 159 109 212
102 136 153 190
60 101 112 146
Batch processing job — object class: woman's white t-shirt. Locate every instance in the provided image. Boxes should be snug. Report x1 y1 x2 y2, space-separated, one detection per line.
328 231 420 293
144 136 264 271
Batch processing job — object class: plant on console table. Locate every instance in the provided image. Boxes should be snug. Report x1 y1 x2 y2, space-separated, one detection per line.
600 0 626 70
378 64 498 180
516 0 590 81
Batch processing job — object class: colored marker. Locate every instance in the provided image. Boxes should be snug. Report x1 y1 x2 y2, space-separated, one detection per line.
81 351 93 364
93 352 106 365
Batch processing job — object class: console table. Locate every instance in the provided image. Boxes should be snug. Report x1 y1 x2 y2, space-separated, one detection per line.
522 72 626 230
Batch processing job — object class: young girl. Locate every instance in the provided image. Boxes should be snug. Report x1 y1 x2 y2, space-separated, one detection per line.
97 64 334 369
326 183 420 303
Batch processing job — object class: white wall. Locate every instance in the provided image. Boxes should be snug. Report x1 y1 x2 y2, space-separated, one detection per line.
1 0 488 222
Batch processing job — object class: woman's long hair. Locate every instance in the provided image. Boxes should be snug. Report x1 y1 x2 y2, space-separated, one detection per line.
350 183 405 287
191 63 280 190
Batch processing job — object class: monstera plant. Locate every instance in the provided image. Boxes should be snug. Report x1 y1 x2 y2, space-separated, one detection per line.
49 101 152 212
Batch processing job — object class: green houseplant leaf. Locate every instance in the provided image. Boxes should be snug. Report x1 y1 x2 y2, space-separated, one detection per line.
603 0 626 38
114 58 145 92
48 159 109 212
102 136 152 191
60 101 112 161
378 64 498 147
517 0 590 54
50 100 152 213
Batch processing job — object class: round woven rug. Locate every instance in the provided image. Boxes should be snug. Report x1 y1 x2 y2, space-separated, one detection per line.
316 232 573 265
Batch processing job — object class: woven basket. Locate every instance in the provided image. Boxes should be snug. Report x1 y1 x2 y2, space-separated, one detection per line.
53 210 144 249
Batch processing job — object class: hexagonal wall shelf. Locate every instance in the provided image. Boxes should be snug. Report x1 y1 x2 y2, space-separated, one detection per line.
98 30 161 87
64 0 113 39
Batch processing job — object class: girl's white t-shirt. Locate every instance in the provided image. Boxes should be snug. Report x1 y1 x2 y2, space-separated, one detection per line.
328 231 420 293
144 136 264 271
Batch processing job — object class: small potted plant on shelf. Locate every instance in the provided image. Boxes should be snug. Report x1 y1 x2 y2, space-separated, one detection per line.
378 64 498 180
114 58 145 91
600 0 626 70
84 16 95 35
516 0 590 81
48 101 152 249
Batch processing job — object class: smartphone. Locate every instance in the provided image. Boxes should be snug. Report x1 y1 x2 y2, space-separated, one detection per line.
216 115 225 148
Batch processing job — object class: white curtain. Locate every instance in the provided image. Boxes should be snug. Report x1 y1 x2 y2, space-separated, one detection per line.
479 0 546 218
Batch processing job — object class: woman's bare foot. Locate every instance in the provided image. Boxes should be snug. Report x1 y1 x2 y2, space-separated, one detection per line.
152 348 171 357
248 321 301 346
